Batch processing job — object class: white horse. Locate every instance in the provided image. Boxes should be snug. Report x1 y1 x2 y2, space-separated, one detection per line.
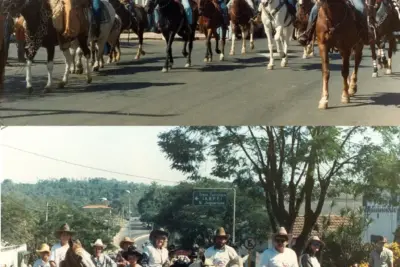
259 0 294 69
70 0 119 73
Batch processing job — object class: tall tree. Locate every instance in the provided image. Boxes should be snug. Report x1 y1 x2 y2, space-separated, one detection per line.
157 126 398 254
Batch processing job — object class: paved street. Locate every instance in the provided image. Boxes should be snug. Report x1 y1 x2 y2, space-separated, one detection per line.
2 38 400 125
113 217 150 252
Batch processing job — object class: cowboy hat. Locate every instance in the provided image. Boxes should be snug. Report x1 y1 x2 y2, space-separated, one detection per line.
36 243 51 254
119 237 135 248
122 247 143 261
91 239 107 249
272 227 289 241
305 236 325 248
214 227 230 239
376 236 388 243
152 228 169 238
55 223 76 237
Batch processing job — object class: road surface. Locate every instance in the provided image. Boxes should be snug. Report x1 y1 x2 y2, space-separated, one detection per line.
2 39 400 125
113 217 150 252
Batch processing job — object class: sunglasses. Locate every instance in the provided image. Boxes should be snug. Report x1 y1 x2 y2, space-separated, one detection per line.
311 241 321 247
275 239 286 244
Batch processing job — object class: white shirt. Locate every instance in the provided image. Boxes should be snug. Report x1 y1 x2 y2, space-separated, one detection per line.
33 259 51 267
259 247 299 267
204 245 238 267
92 254 117 267
50 242 70 267
142 245 169 267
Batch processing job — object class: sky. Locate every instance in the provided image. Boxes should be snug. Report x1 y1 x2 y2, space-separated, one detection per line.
0 126 206 185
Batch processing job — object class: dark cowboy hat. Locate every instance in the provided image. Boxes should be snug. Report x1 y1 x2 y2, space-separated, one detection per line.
376 236 388 244
152 228 169 238
55 223 76 237
214 227 230 239
122 247 143 261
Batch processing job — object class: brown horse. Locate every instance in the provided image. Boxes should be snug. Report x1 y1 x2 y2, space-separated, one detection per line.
197 0 228 62
294 0 316 58
228 0 255 55
313 0 366 109
60 239 96 267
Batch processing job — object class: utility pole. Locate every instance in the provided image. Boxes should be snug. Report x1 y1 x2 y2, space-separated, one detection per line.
232 188 236 244
45 202 49 242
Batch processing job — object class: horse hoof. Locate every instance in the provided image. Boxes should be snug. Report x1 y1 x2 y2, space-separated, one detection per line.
281 61 288 67
43 87 52 94
58 81 66 88
241 50 246 55
216 49 221 54
229 51 235 56
185 63 191 68
378 64 383 70
250 43 254 50
349 85 357 96
162 67 168 73
372 72 378 78
135 55 140 60
267 64 274 70
141 51 146 56
318 102 328 109
93 66 99 72
219 55 224 61
309 52 314 57
87 77 92 84
302 54 308 59
204 58 208 62
182 52 189 58
341 96 350 104
27 87 33 95
385 69 392 75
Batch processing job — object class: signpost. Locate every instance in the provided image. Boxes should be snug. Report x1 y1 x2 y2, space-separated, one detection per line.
244 238 256 267
192 188 236 244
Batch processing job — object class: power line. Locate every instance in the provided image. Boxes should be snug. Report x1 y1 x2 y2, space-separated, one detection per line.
0 144 178 184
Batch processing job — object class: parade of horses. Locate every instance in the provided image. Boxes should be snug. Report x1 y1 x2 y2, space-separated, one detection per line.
1 0 400 110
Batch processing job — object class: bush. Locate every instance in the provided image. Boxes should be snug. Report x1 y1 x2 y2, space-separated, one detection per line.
359 242 400 266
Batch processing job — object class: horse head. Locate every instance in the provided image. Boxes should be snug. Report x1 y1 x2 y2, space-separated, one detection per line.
62 239 96 267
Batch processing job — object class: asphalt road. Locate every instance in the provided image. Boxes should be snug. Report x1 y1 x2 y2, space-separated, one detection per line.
2 39 400 125
112 217 150 252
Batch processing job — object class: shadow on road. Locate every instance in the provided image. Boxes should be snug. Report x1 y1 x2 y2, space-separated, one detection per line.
326 92 400 109
232 56 269 64
296 63 368 71
115 56 165 66
199 62 264 72
85 81 186 92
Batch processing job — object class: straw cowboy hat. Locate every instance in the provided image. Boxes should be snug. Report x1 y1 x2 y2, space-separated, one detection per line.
91 239 107 249
214 227 230 239
272 227 289 241
36 243 51 254
55 223 76 237
119 237 135 248
305 236 325 248
122 247 143 261
152 228 169 238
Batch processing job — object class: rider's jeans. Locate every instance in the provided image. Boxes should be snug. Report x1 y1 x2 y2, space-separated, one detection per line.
309 0 364 23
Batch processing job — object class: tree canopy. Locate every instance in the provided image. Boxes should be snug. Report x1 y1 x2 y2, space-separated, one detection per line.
157 126 400 254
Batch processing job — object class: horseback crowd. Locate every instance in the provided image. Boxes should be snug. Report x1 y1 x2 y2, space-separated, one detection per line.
2 0 400 108
28 223 394 267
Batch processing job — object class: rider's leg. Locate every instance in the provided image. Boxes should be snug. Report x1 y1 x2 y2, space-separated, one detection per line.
352 0 371 43
297 2 318 46
92 0 102 37
390 0 400 20
181 0 193 24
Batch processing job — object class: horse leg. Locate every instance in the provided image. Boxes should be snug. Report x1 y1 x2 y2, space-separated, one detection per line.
380 46 388 69
370 42 378 78
136 29 145 59
90 41 96 67
339 49 351 104
185 28 194 68
385 39 393 75
76 47 84 75
349 43 362 96
78 34 92 84
240 25 246 54
204 29 212 62
116 38 122 62
162 31 174 72
318 43 330 109
219 27 226 61
168 33 175 69
280 26 291 67
264 25 275 70
26 58 34 94
249 22 254 50
229 22 236 55
69 47 77 74
43 45 55 93
182 32 189 58
59 47 73 89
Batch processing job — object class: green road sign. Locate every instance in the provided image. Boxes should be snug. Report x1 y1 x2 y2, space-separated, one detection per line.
192 190 228 206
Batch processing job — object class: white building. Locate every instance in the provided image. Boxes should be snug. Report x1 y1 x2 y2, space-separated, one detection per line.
0 243 28 267
363 201 400 243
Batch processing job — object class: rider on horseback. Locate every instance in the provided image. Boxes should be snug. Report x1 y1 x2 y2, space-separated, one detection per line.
181 0 194 24
253 0 297 23
297 0 369 46
92 0 102 37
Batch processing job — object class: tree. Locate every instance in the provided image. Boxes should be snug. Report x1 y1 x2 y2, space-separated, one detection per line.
157 126 399 254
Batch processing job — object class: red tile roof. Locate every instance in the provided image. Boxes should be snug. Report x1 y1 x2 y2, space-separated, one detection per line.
82 204 111 209
291 215 350 238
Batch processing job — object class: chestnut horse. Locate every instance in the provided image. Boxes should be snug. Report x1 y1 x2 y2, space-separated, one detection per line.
197 0 228 62
366 0 400 77
228 0 255 55
313 0 366 109
60 239 96 267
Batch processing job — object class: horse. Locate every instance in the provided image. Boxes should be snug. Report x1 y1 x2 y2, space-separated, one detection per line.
294 0 316 58
258 0 295 69
312 0 366 109
145 0 199 72
189 255 248 267
366 0 400 77
70 0 120 74
60 239 96 267
228 0 255 55
108 0 149 61
197 0 228 62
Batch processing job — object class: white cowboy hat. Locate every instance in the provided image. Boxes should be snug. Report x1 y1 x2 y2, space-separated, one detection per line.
272 227 289 241
91 239 107 249
36 243 51 254
305 236 325 247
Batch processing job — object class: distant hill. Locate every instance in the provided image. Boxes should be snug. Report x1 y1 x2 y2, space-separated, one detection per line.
1 178 150 216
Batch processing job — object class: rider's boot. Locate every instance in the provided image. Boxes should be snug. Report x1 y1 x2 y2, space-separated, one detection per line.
298 20 316 46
